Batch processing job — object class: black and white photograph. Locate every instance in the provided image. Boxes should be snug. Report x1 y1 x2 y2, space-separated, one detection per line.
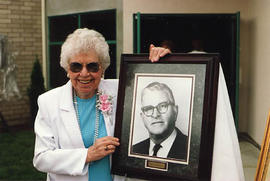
128 73 195 164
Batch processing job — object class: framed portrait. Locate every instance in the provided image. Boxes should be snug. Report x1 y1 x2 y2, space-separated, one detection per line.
255 111 270 181
112 53 220 181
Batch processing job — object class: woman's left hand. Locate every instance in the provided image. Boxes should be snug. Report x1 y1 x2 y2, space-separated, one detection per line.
149 44 171 62
85 136 120 163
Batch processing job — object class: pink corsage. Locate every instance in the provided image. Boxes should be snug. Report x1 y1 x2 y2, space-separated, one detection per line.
96 90 113 116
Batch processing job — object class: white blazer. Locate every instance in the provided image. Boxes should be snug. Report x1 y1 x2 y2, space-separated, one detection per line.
33 79 124 181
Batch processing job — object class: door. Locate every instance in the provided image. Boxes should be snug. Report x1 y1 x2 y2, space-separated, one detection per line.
134 13 240 129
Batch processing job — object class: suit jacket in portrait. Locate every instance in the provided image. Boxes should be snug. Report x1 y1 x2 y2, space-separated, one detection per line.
132 128 188 160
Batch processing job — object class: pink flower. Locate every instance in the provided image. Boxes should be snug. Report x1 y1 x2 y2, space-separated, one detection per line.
99 94 109 102
100 102 111 112
97 90 113 115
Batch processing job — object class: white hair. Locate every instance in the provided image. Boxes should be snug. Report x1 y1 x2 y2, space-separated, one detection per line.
60 28 110 71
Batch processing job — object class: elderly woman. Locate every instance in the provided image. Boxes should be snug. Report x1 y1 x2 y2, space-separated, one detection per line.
33 28 170 181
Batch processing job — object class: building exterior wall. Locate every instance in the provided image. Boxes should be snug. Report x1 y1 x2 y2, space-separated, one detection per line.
46 0 117 16
247 0 270 144
0 0 42 126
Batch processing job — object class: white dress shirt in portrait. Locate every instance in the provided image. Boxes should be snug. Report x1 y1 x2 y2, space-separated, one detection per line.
149 129 177 158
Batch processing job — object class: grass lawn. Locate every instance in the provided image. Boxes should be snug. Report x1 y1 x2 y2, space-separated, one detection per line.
0 129 46 180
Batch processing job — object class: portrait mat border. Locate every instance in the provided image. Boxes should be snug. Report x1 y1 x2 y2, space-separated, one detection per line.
127 73 195 165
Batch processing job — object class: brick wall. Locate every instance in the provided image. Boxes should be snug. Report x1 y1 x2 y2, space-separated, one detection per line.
0 0 42 126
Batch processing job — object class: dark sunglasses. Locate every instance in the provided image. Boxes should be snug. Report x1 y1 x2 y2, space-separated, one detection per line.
69 62 100 73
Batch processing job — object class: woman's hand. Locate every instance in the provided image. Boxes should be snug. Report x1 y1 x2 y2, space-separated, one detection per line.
149 44 171 62
86 136 120 163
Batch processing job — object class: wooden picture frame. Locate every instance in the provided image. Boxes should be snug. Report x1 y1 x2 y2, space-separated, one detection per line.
255 111 270 181
112 53 220 181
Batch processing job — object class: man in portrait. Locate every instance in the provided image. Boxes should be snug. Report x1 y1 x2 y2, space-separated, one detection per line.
132 82 188 160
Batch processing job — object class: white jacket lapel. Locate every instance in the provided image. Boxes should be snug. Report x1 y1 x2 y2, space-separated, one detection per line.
103 114 114 136
98 79 118 137
59 81 85 148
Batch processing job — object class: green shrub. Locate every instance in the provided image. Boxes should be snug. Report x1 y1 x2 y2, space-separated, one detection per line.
27 55 46 126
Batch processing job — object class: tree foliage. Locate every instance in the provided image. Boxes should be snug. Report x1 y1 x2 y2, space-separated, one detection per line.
27 55 46 125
